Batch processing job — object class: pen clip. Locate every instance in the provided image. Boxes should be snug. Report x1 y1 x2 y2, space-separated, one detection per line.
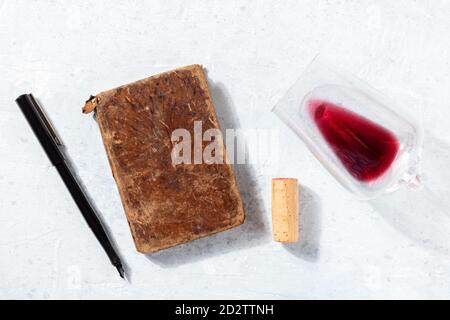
29 95 64 146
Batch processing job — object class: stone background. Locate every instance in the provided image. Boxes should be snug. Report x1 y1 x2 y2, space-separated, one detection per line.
1 0 450 299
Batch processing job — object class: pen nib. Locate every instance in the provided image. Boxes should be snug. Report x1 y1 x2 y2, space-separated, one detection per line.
116 264 125 279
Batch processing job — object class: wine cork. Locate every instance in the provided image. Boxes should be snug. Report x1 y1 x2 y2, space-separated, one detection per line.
272 178 299 243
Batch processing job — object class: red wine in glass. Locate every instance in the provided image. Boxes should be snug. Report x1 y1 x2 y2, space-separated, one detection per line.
308 99 400 182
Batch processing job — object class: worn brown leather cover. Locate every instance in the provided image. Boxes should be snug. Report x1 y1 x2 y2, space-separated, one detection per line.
83 65 245 253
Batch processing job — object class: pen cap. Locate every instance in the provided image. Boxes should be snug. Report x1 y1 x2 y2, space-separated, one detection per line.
16 94 65 166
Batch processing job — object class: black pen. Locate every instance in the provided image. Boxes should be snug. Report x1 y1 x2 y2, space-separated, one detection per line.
16 94 125 279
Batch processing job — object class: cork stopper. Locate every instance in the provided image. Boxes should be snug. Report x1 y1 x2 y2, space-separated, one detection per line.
272 178 299 243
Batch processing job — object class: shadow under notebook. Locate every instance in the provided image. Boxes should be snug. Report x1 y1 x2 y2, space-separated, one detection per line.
146 80 270 268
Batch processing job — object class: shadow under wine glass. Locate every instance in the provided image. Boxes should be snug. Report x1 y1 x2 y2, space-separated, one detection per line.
369 132 450 255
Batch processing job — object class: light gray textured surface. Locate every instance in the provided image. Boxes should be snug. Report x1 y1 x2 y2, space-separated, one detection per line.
1 0 450 299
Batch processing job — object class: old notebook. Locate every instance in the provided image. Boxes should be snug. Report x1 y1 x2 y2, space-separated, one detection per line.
83 65 245 253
